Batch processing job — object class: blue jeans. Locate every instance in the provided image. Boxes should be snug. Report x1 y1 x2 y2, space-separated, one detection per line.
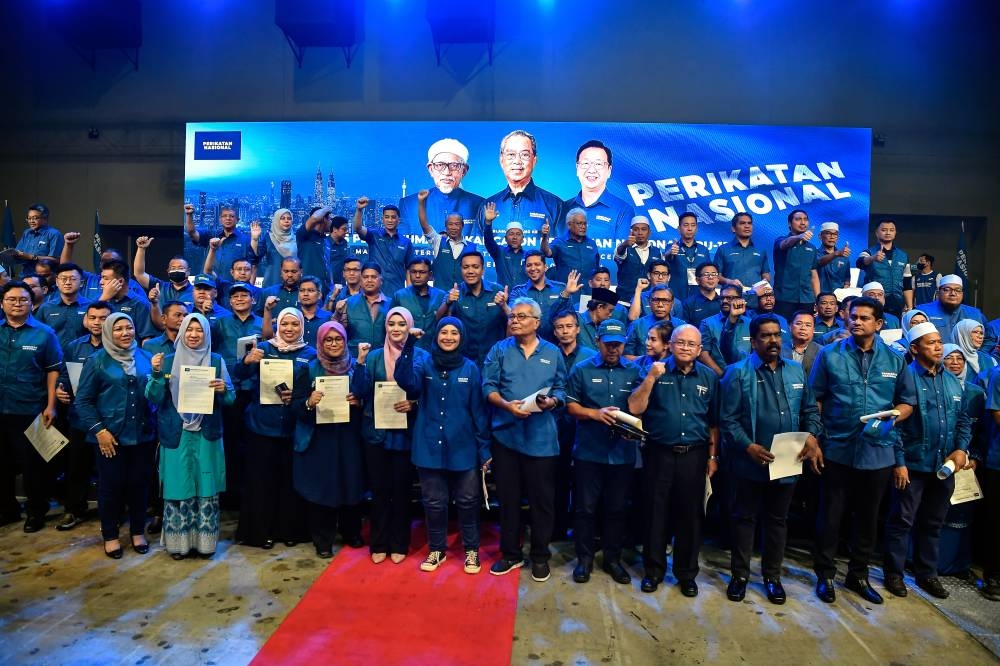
417 467 480 552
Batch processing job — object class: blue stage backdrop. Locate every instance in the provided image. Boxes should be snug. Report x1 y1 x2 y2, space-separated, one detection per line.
184 121 871 286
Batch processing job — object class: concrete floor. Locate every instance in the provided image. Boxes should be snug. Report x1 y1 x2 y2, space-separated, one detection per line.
1 512 997 666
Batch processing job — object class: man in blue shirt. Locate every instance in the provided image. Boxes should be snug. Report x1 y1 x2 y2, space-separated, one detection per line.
203 246 260 307
816 222 852 293
921 274 987 343
566 319 641 585
510 250 581 341
541 208 600 288
773 209 820 321
185 204 252 285
624 285 684 360
813 292 842 337
99 260 157 342
416 189 477 287
909 254 941 307
720 314 823 605
58 232 148 304
254 257 302 317
856 219 911 317
577 287 621 352
0 281 63 531
37 262 90 352
699 285 752 376
483 297 566 582
334 262 389 358
296 206 335 291
615 215 663 300
809 296 916 605
328 216 353 294
713 212 770 311
560 140 635 243
442 252 509 365
142 301 187 357
389 259 446 352
483 207 526 288
666 212 711 302
354 197 413 297
476 130 562 245
397 138 484 238
133 236 193 311
682 261 723 327
628 324 720 596
883 322 971 600
13 204 64 277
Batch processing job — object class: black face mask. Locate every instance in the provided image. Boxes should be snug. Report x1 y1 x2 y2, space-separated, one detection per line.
168 270 187 284
917 262 927 271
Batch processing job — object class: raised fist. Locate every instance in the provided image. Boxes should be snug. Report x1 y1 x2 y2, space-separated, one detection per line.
356 196 369 210
136 236 154 249
184 204 195 216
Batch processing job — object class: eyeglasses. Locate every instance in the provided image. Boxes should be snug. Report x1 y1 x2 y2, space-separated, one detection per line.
507 313 539 321
3 297 31 304
323 337 345 344
650 298 673 305
56 275 81 282
501 150 534 163
940 287 963 294
698 272 719 279
650 271 669 278
672 340 700 349
576 161 608 171
430 161 465 173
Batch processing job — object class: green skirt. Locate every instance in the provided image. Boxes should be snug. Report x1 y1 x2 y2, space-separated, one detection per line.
160 429 226 501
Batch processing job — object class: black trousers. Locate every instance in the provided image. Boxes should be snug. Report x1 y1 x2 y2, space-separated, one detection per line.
305 501 361 552
492 442 556 564
574 459 631 565
813 460 892 580
237 430 306 546
884 470 954 578
0 413 53 521
364 445 412 556
642 444 709 582
94 441 155 540
730 477 796 579
61 427 93 516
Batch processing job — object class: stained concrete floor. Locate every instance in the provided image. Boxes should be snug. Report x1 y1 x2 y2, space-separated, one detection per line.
1 511 998 666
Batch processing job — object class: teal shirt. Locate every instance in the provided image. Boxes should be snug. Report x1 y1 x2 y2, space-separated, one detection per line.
0 316 63 416
210 312 263 391
74 348 156 445
146 353 236 448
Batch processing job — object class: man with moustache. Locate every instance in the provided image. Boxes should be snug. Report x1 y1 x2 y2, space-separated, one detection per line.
185 205 252 282
397 138 484 237
561 140 635 241
483 205 527 288
441 251 509 365
354 197 414 297
682 261 723 327
13 204 63 276
510 250 582 341
615 215 663 300
389 258 447 352
254 257 302 317
713 212 770 311
624 285 685 361
783 310 822 376
335 262 389 358
772 209 820 321
920 274 987 343
416 189 477 287
541 208 601 288
816 222 852 293
699 284 752 376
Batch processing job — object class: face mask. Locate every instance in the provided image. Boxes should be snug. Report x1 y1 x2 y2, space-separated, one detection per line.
168 270 187 283
917 262 927 271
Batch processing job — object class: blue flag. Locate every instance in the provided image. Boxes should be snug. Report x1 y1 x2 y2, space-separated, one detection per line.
93 210 103 271
1 201 15 276
954 221 968 301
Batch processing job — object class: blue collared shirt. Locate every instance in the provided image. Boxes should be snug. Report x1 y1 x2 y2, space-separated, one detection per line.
36 297 91 352
360 226 414 297
141 333 177 358
547 235 601 285
398 187 485 239
818 250 852 292
858 245 909 298
483 221 527 288
615 244 665 299
898 361 970 472
772 235 818 303
253 283 299 317
210 312 263 391
108 294 157 341
637 356 720 447
0 316 63 415
713 238 770 289
921 301 987 343
565 355 641 465
194 229 252 279
449 281 508 365
666 241 711 301
15 224 64 272
295 225 333 289
482 336 567 457
509 279 570 340
624 314 685 357
476 181 562 244
682 291 721 327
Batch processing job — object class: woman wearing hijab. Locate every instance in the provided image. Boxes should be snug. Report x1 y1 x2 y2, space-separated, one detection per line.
75 313 156 559
233 307 316 549
362 306 420 564
888 309 929 357
252 208 298 287
952 319 996 385
395 317 491 574
293 321 371 558
147 313 235 560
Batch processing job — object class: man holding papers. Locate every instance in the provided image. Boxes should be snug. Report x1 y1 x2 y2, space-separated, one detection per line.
720 314 822 604
883 322 971 599
565 320 641 586
809 296 916 605
483 297 566 582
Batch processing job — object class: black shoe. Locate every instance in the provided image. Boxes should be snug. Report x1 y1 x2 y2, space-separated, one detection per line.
884 573 908 598
640 576 660 593
678 579 699 597
171 552 186 561
56 512 85 531
316 548 333 559
23 516 45 533
764 577 786 605
916 576 949 599
132 539 149 555
816 578 836 603
573 562 592 584
104 544 123 559
531 561 551 582
981 579 1000 601
262 539 275 550
603 561 631 585
346 536 364 549
489 557 525 576
147 516 163 535
845 574 884 604
727 576 748 602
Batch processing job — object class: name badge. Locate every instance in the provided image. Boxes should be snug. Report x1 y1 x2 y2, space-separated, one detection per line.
687 268 697 285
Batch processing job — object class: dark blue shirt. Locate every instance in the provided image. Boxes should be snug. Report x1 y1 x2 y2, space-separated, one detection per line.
194 229 252 279
0 316 63 415
818 250 852 293
913 271 940 306
483 221 527 288
389 286 447 352
509 279 570 341
108 294 157 341
565 355 641 465
898 361 971 473
141 333 177 358
772 234 818 304
713 239 770 290
547 235 600 285
682 291 721 327
36 297 90 352
615 244 665 300
253 284 299 317
476 181 562 246
360 226 414 297
329 238 353 287
398 187 485 239
449 282 508 365
15 225 64 273
638 356 720 447
558 190 635 241
666 241 710 301
232 343 316 438
624 314 685 357
340 292 388 358
295 225 333 289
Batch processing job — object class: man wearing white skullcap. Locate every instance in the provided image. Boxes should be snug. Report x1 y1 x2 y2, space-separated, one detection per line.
396 137 485 239
920 274 987 343
817 222 852 293
861 281 901 329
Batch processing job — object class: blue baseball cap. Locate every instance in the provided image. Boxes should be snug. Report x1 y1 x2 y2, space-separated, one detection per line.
597 320 627 343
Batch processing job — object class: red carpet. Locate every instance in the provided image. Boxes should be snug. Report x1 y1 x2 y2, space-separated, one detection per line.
252 522 519 666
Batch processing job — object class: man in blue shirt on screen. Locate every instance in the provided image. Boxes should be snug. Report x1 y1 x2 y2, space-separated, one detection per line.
477 130 561 245
397 138 484 238
559 140 635 241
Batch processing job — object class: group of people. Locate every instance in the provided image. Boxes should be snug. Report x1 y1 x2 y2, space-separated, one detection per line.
2 134 1000 608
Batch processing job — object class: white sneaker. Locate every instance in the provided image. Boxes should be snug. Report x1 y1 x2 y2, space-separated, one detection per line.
420 551 446 572
464 550 481 574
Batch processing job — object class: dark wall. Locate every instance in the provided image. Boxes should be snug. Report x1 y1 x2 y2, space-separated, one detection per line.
2 1 997 309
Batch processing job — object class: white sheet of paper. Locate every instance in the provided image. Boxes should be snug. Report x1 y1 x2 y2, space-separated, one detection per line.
950 468 984 505
177 365 216 415
24 413 69 463
704 475 713 514
879 328 904 345
259 358 294 405
768 432 808 481
66 361 83 394
374 381 408 429
315 375 350 424
517 387 551 414
236 335 258 360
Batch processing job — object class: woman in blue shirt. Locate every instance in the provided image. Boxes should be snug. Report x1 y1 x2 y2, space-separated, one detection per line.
395 317 491 574
362 306 421 564
147 313 235 560
633 320 675 372
74 313 156 559
293 320 371 558
233 308 315 549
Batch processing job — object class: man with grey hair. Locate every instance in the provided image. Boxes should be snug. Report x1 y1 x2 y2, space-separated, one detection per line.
615 215 663 299
398 137 484 237
483 296 567 582
477 129 561 243
541 208 601 288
